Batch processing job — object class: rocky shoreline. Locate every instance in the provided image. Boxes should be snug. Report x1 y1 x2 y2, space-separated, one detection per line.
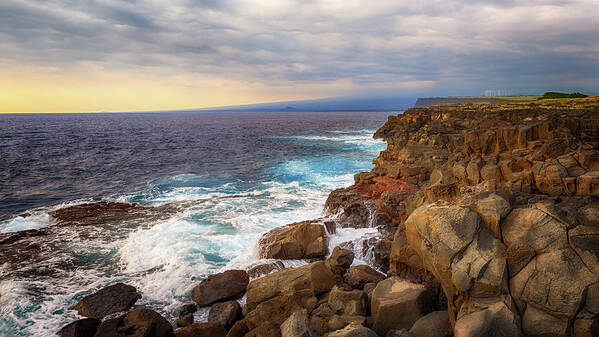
3 97 599 337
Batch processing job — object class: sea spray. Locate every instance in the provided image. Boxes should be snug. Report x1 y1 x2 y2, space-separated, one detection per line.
0 113 390 336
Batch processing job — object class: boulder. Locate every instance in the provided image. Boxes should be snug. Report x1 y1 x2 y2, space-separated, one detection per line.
192 270 249 306
408 311 450 337
246 261 335 311
453 301 522 337
327 315 366 331
179 303 197 316
328 286 368 316
245 290 317 330
174 322 227 337
370 277 432 335
74 283 140 319
177 314 193 327
345 265 385 289
326 323 378 337
209 301 242 330
248 261 285 279
95 308 174 337
59 318 101 337
326 247 355 278
280 310 319 337
244 322 281 337
310 304 335 335
226 320 249 337
258 221 328 260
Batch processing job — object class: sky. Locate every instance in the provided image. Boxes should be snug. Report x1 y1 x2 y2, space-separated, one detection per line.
0 0 598 112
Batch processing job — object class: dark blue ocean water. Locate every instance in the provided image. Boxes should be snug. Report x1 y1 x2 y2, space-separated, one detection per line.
0 111 389 336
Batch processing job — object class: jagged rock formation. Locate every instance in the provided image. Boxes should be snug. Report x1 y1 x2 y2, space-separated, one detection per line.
329 97 599 337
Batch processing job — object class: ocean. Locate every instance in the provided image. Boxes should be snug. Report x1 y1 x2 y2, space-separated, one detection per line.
0 111 390 336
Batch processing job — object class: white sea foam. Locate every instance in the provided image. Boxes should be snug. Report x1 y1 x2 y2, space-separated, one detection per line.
0 128 388 336
0 212 52 234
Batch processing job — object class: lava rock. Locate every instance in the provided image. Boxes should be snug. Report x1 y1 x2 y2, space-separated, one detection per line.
74 283 140 319
59 318 101 337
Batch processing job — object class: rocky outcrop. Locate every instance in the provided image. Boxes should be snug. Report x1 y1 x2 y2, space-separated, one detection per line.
53 97 599 337
258 220 328 260
49 202 151 226
360 98 599 337
74 283 141 319
192 270 249 306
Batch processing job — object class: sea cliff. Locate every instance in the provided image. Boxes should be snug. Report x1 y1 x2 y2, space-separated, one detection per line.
9 97 599 336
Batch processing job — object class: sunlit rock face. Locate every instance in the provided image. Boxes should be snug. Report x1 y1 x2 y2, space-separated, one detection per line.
338 97 599 336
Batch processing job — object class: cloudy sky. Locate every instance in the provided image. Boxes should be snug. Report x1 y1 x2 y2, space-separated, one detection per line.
1 0 598 112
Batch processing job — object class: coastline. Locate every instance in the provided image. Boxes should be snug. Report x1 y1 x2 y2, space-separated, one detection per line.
3 97 599 336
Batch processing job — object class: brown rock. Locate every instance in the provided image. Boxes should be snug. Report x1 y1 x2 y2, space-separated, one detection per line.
327 323 378 337
326 246 354 278
49 202 148 226
247 261 285 279
408 311 450 337
177 314 193 327
226 320 249 337
74 283 140 319
280 310 319 337
310 304 335 335
370 277 432 335
95 308 174 337
59 318 101 337
244 322 281 337
245 290 317 330
327 286 368 316
521 305 567 337
192 270 249 306
327 315 366 331
469 193 511 239
175 322 226 337
246 261 335 311
453 301 522 337
258 221 328 260
345 265 385 289
209 301 242 330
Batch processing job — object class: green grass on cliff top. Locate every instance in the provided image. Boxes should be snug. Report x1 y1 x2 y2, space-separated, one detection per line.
429 95 599 110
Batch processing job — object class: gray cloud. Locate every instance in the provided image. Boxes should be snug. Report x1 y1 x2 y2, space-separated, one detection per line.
1 0 598 94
